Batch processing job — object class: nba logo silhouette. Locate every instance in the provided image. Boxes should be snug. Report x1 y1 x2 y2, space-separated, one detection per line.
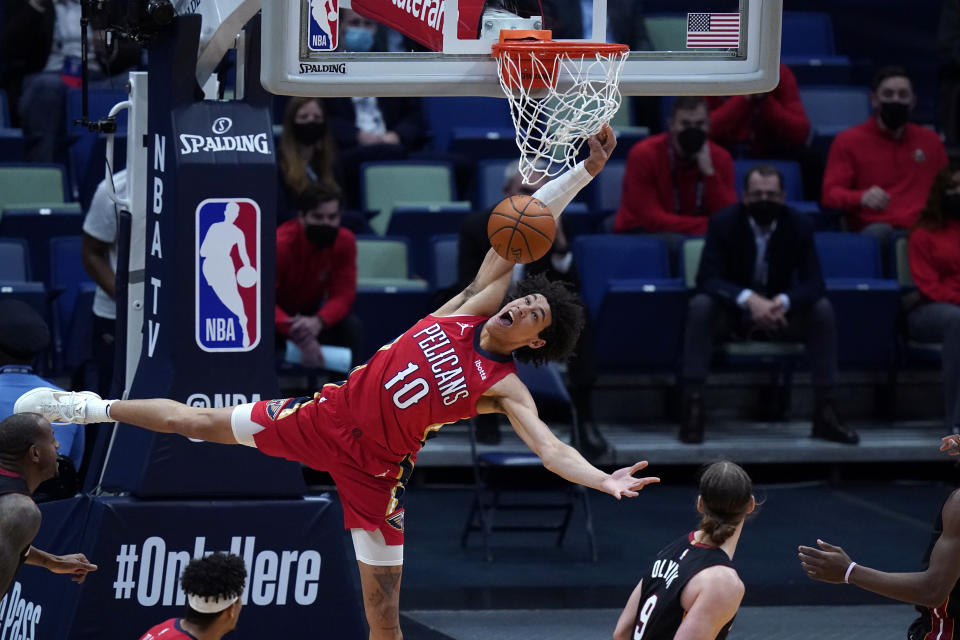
307 0 339 51
195 198 261 352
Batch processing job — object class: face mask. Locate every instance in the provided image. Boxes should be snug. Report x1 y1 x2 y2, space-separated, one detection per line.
292 121 326 145
942 193 960 219
878 102 911 130
344 26 375 52
745 201 783 226
676 127 706 156
304 223 338 249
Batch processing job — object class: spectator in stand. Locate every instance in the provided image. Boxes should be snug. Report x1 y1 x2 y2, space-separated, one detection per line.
822 66 948 246
81 169 126 398
706 63 819 200
679 165 857 445
938 0 960 148
326 8 428 207
277 97 338 223
907 166 960 434
0 300 84 472
275 182 361 369
1 0 140 162
457 165 608 460
613 96 737 257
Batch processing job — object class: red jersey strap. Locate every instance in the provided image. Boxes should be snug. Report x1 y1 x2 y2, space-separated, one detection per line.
0 467 20 479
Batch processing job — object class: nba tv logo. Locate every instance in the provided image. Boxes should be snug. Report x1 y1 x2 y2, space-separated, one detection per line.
307 0 339 51
195 198 261 352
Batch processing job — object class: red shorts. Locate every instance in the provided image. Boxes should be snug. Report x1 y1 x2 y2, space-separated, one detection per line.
240 387 409 546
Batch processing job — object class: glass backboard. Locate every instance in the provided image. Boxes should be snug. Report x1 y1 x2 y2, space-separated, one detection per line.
260 0 782 97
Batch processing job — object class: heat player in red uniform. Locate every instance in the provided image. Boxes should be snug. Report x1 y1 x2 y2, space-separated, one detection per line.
17 124 661 640
139 553 246 640
799 435 960 640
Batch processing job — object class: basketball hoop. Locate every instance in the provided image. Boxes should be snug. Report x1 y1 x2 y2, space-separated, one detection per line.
492 30 629 182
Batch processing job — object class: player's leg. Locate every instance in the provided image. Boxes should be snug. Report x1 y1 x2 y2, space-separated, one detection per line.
15 388 241 444
352 529 404 640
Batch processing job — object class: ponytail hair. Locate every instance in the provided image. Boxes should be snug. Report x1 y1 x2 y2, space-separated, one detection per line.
696 460 754 546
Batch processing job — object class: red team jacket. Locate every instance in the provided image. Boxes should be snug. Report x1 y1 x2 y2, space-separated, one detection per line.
274 220 357 336
909 222 960 305
614 133 737 235
822 118 947 231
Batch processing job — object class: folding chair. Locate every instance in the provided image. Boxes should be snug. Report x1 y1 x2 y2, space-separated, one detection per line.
461 361 597 562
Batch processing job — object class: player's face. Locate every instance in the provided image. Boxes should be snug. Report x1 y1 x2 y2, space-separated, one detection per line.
493 294 552 347
33 422 60 480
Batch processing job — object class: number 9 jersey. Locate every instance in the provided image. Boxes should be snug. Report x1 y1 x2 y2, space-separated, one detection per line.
632 532 738 640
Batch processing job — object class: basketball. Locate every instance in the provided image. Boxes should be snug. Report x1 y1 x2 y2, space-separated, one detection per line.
236 265 257 288
487 195 556 264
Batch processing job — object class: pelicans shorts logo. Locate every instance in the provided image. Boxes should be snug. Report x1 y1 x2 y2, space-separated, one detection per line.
196 198 261 352
307 0 339 51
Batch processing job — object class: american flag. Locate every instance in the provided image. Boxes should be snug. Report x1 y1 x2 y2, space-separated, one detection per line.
686 13 741 49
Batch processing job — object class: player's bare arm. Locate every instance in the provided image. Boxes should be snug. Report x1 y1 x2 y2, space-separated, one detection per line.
0 494 41 597
612 579 645 640
24 547 97 583
434 125 617 319
674 566 745 640
799 490 960 607
480 374 659 498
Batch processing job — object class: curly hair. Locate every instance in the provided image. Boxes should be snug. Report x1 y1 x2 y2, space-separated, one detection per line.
696 460 755 546
180 553 247 628
505 273 585 366
915 165 960 231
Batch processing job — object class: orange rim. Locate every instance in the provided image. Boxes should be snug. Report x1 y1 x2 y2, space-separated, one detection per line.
492 30 628 90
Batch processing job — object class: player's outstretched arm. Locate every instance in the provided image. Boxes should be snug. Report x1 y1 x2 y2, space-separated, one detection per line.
798 490 960 607
24 547 97 583
613 579 644 640
0 495 41 597
434 126 616 319
481 376 659 497
675 567 744 640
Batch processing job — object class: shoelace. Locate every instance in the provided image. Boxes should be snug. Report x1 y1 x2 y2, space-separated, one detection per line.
40 393 84 422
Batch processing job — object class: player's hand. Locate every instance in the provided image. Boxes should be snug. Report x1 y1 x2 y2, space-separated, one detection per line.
860 186 891 211
46 553 98 583
798 539 852 584
940 434 960 455
603 461 660 499
584 124 617 176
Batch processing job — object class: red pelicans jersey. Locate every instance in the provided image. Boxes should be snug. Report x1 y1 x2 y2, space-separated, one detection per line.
139 619 194 640
337 314 516 457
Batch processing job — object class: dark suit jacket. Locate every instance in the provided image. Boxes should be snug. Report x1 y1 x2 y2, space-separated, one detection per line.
696 204 825 310
326 97 427 152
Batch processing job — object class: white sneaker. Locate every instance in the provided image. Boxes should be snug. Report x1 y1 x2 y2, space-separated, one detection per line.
14 387 106 424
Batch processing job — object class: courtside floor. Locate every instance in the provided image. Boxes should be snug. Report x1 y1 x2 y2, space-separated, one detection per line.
403 605 918 639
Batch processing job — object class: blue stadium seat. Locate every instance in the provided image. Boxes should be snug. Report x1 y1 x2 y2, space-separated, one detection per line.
0 281 52 374
0 89 9 128
449 126 518 159
799 86 871 139
429 234 459 292
574 235 686 370
0 208 84 286
360 161 456 235
476 159 514 212
386 204 472 280
49 236 96 374
0 238 30 281
734 159 803 201
0 128 25 162
65 88 127 200
589 159 626 214
352 288 433 362
423 97 514 152
0 162 71 208
814 232 900 367
781 12 852 83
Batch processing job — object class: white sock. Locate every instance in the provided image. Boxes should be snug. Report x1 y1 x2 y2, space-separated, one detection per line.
85 398 115 423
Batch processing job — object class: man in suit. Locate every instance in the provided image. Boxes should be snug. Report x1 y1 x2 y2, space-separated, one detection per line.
679 164 858 445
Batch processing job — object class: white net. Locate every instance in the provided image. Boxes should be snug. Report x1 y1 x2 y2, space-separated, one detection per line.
495 47 628 183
